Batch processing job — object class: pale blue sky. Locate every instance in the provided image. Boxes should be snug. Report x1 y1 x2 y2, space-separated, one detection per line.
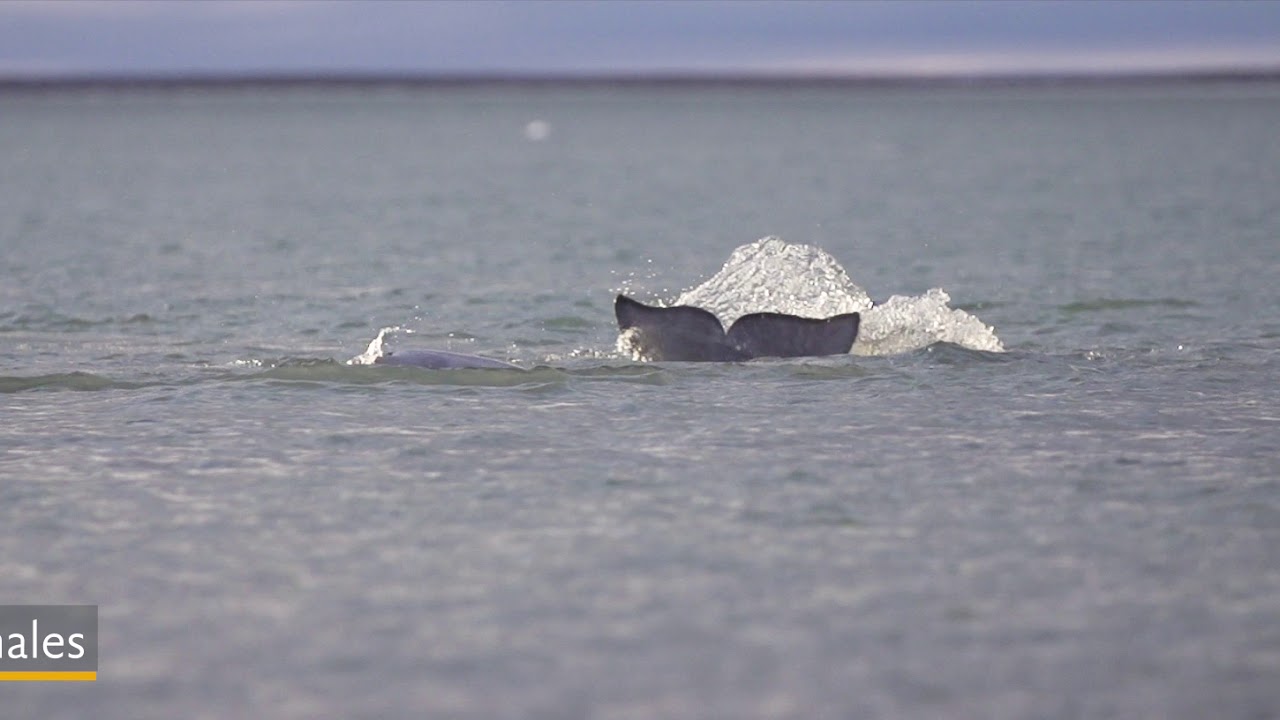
3 0 1280 78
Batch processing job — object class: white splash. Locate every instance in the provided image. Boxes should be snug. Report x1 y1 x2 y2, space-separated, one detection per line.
347 326 412 365
615 327 643 361
676 236 872 324
671 236 1003 356
857 289 1003 355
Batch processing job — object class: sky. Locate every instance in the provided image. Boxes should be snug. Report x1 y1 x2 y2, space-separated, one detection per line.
2 0 1280 79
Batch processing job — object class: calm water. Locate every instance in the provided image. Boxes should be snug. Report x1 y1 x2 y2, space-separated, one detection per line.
2 81 1279 719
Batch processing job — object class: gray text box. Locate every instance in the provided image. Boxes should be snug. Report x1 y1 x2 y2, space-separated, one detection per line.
0 605 98 672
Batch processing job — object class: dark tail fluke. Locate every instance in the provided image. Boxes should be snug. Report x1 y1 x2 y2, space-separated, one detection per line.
726 310 860 359
615 294 859 362
615 294 749 361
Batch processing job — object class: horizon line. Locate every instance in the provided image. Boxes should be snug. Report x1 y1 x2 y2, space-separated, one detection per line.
4 66 1280 90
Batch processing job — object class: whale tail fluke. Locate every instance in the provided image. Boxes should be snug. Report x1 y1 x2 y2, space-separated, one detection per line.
726 309 861 359
615 294 859 362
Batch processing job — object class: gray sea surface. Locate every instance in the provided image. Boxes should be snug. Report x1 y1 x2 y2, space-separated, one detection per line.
2 81 1279 719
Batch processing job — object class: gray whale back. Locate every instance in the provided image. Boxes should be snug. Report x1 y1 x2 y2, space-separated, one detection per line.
615 294 859 362
374 349 520 370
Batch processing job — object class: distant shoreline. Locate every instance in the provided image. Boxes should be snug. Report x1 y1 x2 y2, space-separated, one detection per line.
4 68 1280 92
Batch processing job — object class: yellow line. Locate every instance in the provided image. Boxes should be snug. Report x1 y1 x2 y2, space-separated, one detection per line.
0 671 97 682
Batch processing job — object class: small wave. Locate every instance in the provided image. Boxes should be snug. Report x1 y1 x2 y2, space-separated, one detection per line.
0 372 140 393
771 360 873 380
562 364 673 385
1060 298 1200 313
909 342 1017 365
264 364 561 388
541 315 597 331
0 311 159 333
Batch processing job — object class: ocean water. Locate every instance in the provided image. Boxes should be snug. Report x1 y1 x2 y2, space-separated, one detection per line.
2 81 1279 719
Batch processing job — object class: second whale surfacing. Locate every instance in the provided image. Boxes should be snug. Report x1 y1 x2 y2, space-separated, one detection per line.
615 294 860 362
374 348 521 370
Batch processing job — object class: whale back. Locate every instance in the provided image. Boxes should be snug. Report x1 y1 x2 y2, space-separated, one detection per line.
375 349 520 370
